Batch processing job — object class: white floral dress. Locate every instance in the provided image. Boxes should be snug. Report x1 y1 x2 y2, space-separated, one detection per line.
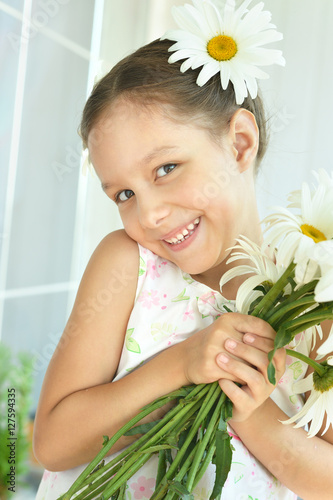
36 244 311 500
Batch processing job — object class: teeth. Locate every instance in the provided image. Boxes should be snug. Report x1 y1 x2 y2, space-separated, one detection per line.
164 218 200 245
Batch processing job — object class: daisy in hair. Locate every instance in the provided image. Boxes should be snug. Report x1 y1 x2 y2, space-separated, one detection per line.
162 0 285 104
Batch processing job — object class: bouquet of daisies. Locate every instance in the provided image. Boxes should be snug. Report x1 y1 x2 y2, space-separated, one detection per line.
59 165 333 499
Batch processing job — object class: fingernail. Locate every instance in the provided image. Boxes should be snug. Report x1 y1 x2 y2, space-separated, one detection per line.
244 334 255 343
218 353 229 364
225 339 237 350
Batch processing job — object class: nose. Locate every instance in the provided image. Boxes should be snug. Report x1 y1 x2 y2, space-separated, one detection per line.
136 191 171 229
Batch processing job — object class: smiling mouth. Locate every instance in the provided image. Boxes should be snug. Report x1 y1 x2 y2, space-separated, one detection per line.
164 218 200 245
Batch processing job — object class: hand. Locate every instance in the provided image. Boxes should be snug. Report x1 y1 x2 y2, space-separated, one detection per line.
180 313 279 386
217 327 286 423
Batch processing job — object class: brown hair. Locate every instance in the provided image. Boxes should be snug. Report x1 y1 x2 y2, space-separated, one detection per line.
80 38 268 167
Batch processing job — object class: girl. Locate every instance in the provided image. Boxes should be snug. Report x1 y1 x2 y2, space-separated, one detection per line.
34 2 333 499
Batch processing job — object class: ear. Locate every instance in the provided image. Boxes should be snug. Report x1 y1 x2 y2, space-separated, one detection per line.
228 109 259 172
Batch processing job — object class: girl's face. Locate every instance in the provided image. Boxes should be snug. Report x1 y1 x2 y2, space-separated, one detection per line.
88 100 260 288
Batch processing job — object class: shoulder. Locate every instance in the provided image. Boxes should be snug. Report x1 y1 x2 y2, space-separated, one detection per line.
82 230 139 282
74 230 140 311
88 229 139 269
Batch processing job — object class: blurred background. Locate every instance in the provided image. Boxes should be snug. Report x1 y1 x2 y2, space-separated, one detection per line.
0 0 332 497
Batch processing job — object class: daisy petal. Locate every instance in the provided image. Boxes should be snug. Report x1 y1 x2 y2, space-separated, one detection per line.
162 0 284 104
316 325 333 357
196 60 220 86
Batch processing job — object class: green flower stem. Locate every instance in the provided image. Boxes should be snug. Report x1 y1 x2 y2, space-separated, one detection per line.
192 440 216 490
77 386 209 499
279 318 328 342
153 382 220 496
165 383 221 479
263 280 318 322
266 295 316 329
75 452 151 500
156 449 167 489
164 440 204 500
59 397 176 499
286 349 326 376
118 482 127 500
61 385 206 499
274 303 320 329
91 395 205 498
101 451 154 499
186 395 224 491
150 482 170 500
251 261 296 318
280 309 333 332
72 462 124 500
149 384 222 500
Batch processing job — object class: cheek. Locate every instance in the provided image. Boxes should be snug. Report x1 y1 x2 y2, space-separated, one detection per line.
118 208 138 234
190 170 237 211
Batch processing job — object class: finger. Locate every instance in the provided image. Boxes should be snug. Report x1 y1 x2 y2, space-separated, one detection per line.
242 335 287 381
222 313 277 340
216 351 267 389
223 338 272 377
223 340 287 384
243 333 275 353
218 378 244 403
218 378 256 415
271 347 287 381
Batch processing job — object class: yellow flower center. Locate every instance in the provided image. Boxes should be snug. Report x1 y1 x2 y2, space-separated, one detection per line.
300 224 327 243
207 35 238 61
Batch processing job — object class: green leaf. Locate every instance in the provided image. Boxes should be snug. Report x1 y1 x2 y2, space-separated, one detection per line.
171 288 190 302
210 430 232 499
210 401 233 499
103 435 109 445
90 459 105 475
267 354 277 385
289 361 303 380
248 295 265 315
125 329 141 353
223 397 233 423
138 444 178 454
138 256 146 276
267 325 295 384
125 419 162 436
177 428 198 470
168 481 194 499
156 449 167 488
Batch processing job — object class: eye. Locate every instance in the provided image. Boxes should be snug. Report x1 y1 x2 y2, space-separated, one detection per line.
156 163 177 178
116 189 134 203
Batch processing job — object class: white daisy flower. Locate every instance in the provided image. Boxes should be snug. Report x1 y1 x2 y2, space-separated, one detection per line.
263 170 333 292
219 236 288 314
283 368 333 438
307 240 333 303
316 323 333 360
161 0 285 104
288 169 333 209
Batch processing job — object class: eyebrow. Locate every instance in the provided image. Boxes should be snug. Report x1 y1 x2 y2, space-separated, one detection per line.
101 145 181 192
141 145 181 165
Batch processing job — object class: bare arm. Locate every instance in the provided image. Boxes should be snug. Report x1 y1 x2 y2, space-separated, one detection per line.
33 231 190 471
229 400 333 500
